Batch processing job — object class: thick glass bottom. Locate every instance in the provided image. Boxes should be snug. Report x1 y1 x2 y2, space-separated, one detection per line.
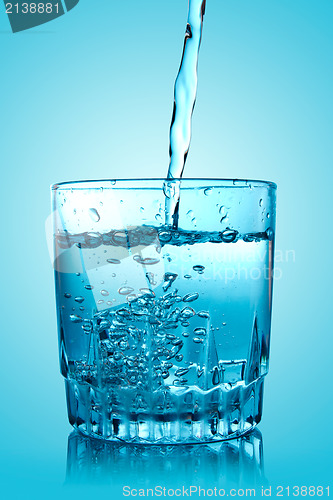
65 377 264 444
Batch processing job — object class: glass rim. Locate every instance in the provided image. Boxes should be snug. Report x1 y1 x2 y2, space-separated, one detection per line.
51 178 277 191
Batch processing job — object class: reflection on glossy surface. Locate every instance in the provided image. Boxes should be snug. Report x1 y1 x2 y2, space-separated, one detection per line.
67 429 265 487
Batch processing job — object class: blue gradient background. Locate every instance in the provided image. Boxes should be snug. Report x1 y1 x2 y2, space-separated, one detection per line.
1 0 332 498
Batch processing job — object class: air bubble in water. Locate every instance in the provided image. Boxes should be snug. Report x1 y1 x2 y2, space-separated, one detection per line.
133 255 160 266
266 228 274 240
89 208 100 222
175 368 189 377
158 230 172 243
139 288 155 298
118 287 134 295
193 265 205 274
163 272 178 291
163 180 179 199
221 228 238 243
180 306 195 319
183 292 199 302
194 327 206 336
70 314 82 323
146 272 156 286
75 296 84 303
198 311 210 318
212 367 220 385
107 258 121 265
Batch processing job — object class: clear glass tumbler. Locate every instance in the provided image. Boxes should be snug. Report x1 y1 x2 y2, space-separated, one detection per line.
52 178 276 443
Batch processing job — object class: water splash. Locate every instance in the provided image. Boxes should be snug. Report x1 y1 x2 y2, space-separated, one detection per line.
165 0 207 228
168 0 206 179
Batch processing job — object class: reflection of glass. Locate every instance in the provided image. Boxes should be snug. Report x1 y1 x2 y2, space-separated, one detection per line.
67 429 265 487
52 179 276 443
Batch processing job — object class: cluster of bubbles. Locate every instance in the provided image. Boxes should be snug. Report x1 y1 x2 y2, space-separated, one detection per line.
56 224 274 252
71 272 213 391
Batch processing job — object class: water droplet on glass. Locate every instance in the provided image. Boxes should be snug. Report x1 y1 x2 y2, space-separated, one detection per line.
155 213 163 222
184 274 192 279
204 187 212 196
140 207 144 213
85 285 94 291
193 337 203 344
183 292 199 303
75 296 84 303
267 213 270 219
89 208 100 222
101 290 109 297
107 258 121 265
259 199 263 207
175 354 184 362
110 180 116 186
64 293 71 299
221 228 238 243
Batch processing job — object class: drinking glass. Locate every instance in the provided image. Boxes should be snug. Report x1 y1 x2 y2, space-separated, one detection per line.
52 178 276 443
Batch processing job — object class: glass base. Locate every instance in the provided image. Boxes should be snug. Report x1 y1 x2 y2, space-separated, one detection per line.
65 377 264 444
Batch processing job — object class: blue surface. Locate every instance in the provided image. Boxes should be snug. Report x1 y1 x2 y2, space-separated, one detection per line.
0 0 332 498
